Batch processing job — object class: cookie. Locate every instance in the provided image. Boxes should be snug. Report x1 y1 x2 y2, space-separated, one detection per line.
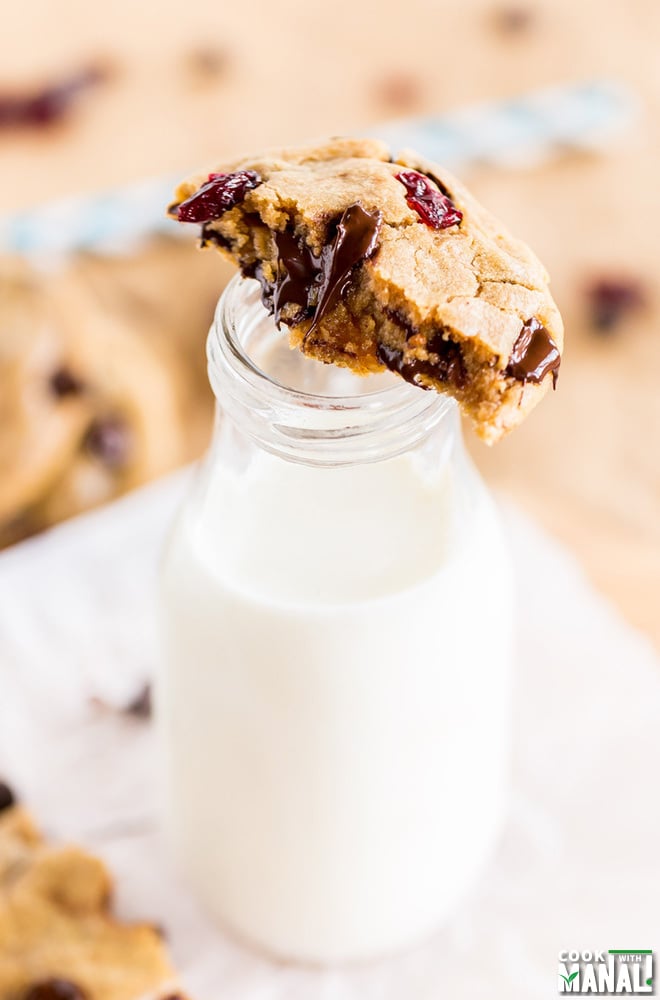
0 254 191 546
0 793 185 1000
0 261 89 527
27 270 186 529
170 137 563 443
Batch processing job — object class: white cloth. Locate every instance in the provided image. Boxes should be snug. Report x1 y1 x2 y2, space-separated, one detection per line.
0 471 658 999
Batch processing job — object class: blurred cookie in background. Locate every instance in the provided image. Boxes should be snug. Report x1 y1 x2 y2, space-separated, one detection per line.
0 236 231 548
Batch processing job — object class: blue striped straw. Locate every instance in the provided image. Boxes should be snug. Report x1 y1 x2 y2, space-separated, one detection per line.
0 79 638 256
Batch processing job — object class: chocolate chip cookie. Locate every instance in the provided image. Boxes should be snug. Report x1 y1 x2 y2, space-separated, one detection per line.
0 789 186 1000
171 137 563 442
0 251 193 547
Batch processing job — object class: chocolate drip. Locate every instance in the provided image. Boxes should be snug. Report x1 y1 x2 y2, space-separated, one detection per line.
306 204 382 338
273 229 321 324
383 306 418 341
506 317 560 387
377 331 466 389
245 203 382 334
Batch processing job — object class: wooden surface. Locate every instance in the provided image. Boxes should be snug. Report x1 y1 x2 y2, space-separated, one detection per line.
2 0 659 645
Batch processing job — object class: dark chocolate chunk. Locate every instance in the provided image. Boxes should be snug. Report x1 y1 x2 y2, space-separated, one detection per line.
24 979 88 1000
506 317 560 387
272 229 321 324
377 332 466 389
177 170 261 223
247 204 382 336
49 368 85 398
124 683 152 720
84 417 131 469
306 203 382 338
383 305 418 341
0 780 16 813
396 170 462 229
585 276 646 333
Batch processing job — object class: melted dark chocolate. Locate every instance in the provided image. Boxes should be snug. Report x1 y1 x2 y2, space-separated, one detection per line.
506 317 560 387
377 331 466 389
199 224 231 250
383 305 418 341
307 204 382 338
273 229 321 324
247 203 382 333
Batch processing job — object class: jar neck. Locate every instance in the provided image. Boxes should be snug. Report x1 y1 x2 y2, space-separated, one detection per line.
207 274 460 468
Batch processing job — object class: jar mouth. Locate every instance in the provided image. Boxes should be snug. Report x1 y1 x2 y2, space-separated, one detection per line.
208 274 457 466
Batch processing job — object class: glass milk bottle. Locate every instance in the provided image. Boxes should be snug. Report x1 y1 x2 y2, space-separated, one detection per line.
158 275 514 963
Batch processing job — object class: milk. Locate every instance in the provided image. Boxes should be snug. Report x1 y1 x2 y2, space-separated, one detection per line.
158 444 513 962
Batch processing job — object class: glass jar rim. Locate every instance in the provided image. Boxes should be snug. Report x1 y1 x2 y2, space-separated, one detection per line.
207 274 457 466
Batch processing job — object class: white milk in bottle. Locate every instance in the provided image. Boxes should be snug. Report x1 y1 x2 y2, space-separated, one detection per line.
158 276 513 962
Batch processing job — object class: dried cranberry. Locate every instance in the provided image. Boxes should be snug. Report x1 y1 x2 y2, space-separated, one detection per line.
24 980 88 1000
585 276 646 333
177 170 261 223
84 417 131 469
0 67 106 129
49 368 84 398
396 171 462 230
0 780 16 813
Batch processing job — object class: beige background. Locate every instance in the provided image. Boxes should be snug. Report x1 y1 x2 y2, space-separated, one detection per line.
2 0 659 644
